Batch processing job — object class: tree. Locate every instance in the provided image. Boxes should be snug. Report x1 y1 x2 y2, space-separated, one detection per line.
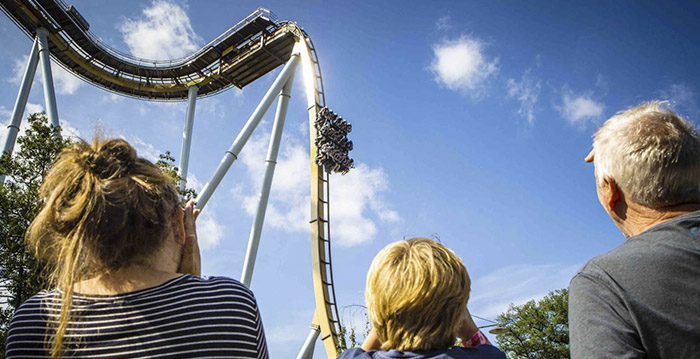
336 305 371 354
495 289 569 359
0 113 70 354
156 150 197 202
0 113 194 355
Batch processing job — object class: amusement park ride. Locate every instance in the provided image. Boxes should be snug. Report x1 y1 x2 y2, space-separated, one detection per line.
0 1 353 358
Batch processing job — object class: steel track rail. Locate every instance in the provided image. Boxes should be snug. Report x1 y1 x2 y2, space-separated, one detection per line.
299 32 343 358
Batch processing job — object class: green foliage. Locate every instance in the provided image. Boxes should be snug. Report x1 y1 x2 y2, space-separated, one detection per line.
495 289 569 359
336 307 371 354
0 113 71 358
156 151 197 202
336 325 362 354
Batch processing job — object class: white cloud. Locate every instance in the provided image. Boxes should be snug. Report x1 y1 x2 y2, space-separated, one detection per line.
233 129 310 233
331 164 400 246
11 56 83 95
100 93 125 104
128 135 162 162
118 0 202 60
233 128 400 247
198 97 227 118
267 309 315 344
25 102 43 115
660 83 698 119
469 263 580 320
186 172 203 191
0 106 10 119
507 70 541 126
430 35 499 96
58 118 80 140
197 209 224 250
49 63 83 95
183 173 224 251
557 90 605 127
435 15 452 31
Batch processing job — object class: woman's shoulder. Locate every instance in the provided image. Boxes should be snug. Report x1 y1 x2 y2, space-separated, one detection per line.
178 275 252 293
174 275 258 302
14 289 58 312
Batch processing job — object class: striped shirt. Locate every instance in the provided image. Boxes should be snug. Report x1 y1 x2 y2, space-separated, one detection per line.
5 275 269 358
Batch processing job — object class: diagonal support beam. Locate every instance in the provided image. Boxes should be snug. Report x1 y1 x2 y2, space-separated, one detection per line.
240 65 296 287
295 326 320 359
195 53 300 210
1 38 40 183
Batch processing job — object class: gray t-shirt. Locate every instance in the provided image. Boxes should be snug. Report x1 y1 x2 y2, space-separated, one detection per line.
569 210 700 358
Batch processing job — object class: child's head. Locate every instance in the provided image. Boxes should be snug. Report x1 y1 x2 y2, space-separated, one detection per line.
365 237 470 351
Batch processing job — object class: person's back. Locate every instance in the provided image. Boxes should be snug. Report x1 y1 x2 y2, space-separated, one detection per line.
570 211 700 358
7 275 268 358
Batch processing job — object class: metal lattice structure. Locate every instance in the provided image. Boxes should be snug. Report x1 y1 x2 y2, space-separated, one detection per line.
0 1 345 358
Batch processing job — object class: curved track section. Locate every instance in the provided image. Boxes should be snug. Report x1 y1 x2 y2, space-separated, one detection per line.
297 35 342 358
0 0 297 100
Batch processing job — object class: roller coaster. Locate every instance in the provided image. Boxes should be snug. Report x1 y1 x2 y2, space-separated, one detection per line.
0 1 348 358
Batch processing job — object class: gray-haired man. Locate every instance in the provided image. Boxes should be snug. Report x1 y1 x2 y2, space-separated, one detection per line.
570 101 700 358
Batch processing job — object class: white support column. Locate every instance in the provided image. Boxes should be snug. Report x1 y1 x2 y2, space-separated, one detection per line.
295 326 320 359
195 53 300 210
0 39 40 183
240 66 296 287
36 28 59 128
179 85 198 190
3 38 39 156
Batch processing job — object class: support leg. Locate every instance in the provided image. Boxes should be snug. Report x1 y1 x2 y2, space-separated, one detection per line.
1 39 40 183
36 28 59 128
195 53 300 210
179 86 198 190
240 67 296 287
295 326 321 359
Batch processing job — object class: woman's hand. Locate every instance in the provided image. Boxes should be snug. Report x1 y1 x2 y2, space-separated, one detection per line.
177 200 201 277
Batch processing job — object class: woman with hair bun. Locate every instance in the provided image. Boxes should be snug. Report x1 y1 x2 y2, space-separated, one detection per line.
5 137 269 358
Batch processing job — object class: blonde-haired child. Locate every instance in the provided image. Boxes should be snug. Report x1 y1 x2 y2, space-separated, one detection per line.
337 238 504 359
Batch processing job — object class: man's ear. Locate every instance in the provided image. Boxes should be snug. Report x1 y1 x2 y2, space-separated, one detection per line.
602 176 621 213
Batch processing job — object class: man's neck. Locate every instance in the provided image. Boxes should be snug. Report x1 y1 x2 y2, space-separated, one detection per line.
622 202 700 237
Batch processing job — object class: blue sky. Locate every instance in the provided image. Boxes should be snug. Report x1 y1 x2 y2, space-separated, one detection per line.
1 0 699 357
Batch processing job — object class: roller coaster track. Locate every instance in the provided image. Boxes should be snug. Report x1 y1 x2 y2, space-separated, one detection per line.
300 34 343 357
1 0 297 100
1 1 342 357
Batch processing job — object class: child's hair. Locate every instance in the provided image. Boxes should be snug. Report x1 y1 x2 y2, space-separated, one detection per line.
365 237 470 351
26 136 180 357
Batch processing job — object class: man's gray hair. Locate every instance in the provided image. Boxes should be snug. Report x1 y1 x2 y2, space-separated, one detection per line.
593 101 700 208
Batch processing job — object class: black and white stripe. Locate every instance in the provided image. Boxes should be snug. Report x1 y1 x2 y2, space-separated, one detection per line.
5 275 269 358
